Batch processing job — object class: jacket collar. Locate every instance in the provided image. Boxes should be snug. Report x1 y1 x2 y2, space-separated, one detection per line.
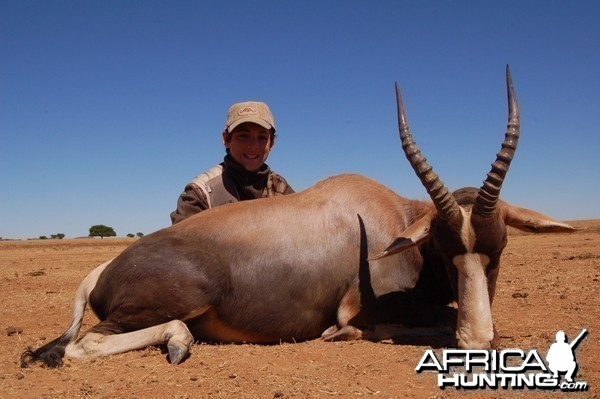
222 154 270 188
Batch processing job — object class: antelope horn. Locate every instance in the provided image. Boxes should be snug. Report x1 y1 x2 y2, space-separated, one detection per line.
474 65 520 217
396 82 461 221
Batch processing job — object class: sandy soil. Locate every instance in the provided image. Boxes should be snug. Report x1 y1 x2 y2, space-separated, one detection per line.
1 220 598 398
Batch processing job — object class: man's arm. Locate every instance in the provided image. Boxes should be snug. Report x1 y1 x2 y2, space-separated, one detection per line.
170 183 210 225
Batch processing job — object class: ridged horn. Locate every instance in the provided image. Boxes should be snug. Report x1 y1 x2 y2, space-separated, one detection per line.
474 65 520 217
396 82 461 221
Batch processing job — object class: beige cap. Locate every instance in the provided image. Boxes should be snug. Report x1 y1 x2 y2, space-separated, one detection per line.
225 101 275 133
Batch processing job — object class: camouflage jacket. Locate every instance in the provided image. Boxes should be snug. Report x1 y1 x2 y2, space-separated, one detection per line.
170 155 294 224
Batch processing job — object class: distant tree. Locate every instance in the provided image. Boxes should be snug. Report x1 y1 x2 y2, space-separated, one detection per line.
39 236 48 240
127 233 135 238
50 233 65 240
136 232 144 238
89 225 116 239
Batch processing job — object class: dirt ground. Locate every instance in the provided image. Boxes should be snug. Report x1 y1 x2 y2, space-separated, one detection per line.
1 219 598 398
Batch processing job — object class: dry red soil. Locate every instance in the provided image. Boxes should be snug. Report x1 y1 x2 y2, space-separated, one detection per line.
1 220 598 398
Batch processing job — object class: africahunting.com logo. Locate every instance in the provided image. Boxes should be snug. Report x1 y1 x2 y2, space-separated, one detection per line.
416 329 588 392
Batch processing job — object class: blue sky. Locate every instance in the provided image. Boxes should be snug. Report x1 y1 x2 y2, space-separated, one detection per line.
1 1 599 239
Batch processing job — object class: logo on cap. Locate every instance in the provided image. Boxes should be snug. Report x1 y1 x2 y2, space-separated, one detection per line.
238 106 258 116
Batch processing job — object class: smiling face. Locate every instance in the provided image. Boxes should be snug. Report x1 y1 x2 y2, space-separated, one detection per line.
223 122 274 172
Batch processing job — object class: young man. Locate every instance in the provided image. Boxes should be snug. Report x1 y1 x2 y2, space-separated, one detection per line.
170 101 294 224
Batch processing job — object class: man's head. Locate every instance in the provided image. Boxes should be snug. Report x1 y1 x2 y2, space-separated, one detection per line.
222 101 276 172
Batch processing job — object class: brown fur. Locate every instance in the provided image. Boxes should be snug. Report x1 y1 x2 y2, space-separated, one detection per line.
84 174 433 344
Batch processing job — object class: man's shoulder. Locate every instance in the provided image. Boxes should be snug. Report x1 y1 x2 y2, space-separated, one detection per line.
269 170 289 183
190 164 225 188
268 170 294 194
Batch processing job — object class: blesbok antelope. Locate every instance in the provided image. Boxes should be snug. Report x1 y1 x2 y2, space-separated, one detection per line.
21 66 578 367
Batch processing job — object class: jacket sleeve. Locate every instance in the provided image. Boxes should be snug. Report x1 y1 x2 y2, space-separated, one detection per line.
271 173 295 196
170 183 210 225
282 181 295 195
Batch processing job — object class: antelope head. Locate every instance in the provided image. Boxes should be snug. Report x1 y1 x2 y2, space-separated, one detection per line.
375 66 579 349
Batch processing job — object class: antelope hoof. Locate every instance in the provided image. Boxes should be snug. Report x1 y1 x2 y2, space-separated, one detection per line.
322 325 363 342
167 341 190 365
321 325 339 338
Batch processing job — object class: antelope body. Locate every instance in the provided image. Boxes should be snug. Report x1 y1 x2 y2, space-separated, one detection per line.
22 67 578 367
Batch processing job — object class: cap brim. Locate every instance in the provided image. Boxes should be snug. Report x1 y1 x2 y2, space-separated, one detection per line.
228 117 273 133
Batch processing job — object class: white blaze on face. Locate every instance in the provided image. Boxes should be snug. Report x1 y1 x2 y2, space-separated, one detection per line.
452 209 494 349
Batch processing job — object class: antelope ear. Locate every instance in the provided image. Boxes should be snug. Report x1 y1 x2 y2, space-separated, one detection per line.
500 202 582 233
370 211 434 260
